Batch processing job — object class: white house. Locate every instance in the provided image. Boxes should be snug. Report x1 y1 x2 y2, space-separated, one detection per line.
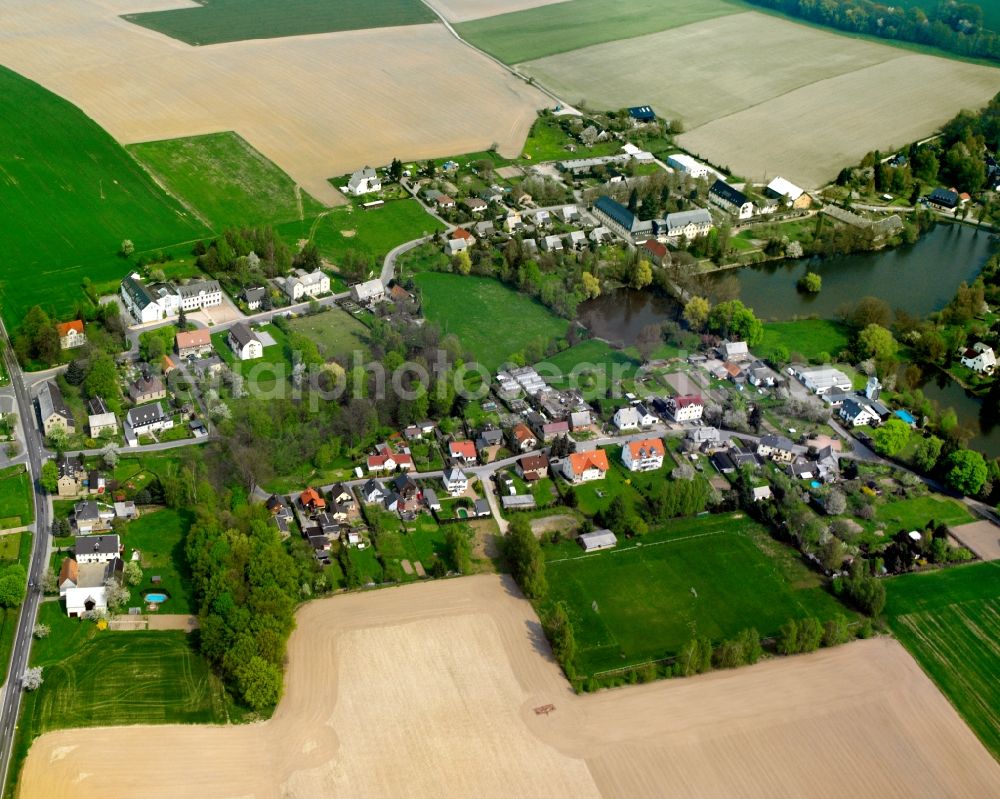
177 280 222 312
622 438 665 472
120 273 179 324
660 209 713 241
351 279 385 305
446 238 468 255
442 466 469 497
57 320 86 350
73 501 116 534
666 394 703 422
541 235 564 252
562 450 609 483
347 166 381 196
756 434 796 463
839 398 881 428
125 402 173 443
708 180 754 220
565 230 587 249
228 323 263 361
960 342 996 375
613 406 640 431
59 558 117 618
75 534 121 565
87 397 117 438
666 153 710 179
560 205 581 223
283 270 330 301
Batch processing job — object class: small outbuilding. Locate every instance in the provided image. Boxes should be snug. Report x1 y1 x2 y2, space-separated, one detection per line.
578 529 618 552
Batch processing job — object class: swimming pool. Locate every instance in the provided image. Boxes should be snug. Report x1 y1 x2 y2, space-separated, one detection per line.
145 593 167 604
810 480 822 489
894 409 917 425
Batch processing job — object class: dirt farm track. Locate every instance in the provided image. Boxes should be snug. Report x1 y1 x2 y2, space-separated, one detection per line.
0 0 547 206
21 575 1000 798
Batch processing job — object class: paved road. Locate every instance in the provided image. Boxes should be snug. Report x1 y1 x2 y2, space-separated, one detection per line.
0 322 52 790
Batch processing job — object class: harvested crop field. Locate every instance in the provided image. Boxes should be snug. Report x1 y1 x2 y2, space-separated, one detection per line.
518 11 1000 187
424 0 569 24
21 575 1000 798
949 520 1000 561
0 0 546 206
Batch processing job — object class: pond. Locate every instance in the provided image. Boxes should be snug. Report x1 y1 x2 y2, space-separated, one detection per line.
703 223 997 321
577 288 677 346
906 369 1000 458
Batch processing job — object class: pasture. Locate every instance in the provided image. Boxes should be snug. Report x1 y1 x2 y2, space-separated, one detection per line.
3 2 546 208
457 0 740 63
287 309 371 362
123 0 436 45
0 465 34 529
760 319 852 362
542 513 850 675
0 65 204 329
129 132 327 229
21 576 1000 799
415 273 567 370
885 562 1000 759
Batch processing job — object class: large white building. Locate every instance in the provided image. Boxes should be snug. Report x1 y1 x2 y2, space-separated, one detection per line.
708 180 754 220
75 534 121 565
796 366 853 395
665 394 703 422
227 323 264 361
283 270 330 301
659 209 713 241
347 166 381 196
666 153 710 179
120 274 221 324
351 279 385 304
622 438 665 472
960 342 996 375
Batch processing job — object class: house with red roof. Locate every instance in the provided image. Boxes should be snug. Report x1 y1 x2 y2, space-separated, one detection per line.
299 487 326 512
449 440 477 465
561 449 609 483
622 438 665 472
57 320 86 350
665 394 703 422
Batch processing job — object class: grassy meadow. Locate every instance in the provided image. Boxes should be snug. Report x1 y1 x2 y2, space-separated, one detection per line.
457 0 739 63
0 532 31 686
123 0 435 45
0 66 206 328
288 309 371 362
885 562 1000 760
760 319 852 363
0 465 34 529
415 273 567 370
536 339 639 397
129 132 327 229
542 513 850 675
122 508 195 615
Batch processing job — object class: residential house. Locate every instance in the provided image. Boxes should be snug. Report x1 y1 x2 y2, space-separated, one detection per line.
708 180 754 219
748 361 775 387
534 210 551 227
765 176 811 209
541 234 564 252
474 221 495 239
562 449 610 483
351 279 385 305
504 210 524 233
634 403 658 426
113 501 138 520
789 458 815 480
329 483 355 511
347 166 381 196
756 434 796 463
72 500 115 534
87 397 117 438
589 226 613 243
659 209 713 241
449 440 477 465
57 320 86 350
451 227 475 244
721 340 750 361
566 230 587 250
227 323 263 361
578 529 617 552
927 187 959 210
299 487 327 513
517 454 549 482
462 197 488 214
666 153 710 179
665 394 703 423
57 455 86 497
642 238 668 266
622 438 665 472
960 342 996 375
476 427 504 454
540 420 570 441
442 466 469 496
177 280 223 313
37 381 74 437
711 451 736 474
175 328 212 358
283 270 330 301
613 406 640 431
128 374 166 404
242 286 266 311
685 425 721 450
569 409 592 430
403 420 435 441
60 558 119 618
361 479 389 504
560 205 581 223
125 402 172 442
435 194 456 210
752 486 773 502
75 534 121 564
839 398 882 428
446 238 469 255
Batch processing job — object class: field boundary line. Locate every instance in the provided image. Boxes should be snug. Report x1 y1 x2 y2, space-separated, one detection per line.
546 529 731 564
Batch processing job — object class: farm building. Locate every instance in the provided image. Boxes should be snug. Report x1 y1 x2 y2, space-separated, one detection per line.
578 529 617 552
765 176 811 208
627 106 656 122
666 153 709 179
347 166 380 196
708 180 754 219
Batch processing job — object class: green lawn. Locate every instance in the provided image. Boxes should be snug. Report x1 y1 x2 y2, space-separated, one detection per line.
0 66 206 330
875 496 975 533
457 0 740 64
520 114 623 162
129 132 327 229
213 323 291 390
110 453 183 495
281 199 443 270
7 603 227 798
288 308 371 362
121 508 196 614
0 465 34 529
377 514 448 579
543 512 850 675
123 0 435 45
760 319 852 363
536 339 639 398
884 562 1000 760
415 273 567 370
0 532 31 686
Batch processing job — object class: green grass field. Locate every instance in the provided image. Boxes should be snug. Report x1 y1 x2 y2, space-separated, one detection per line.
415 273 567 370
0 465 34 529
0 533 31 687
7 603 227 798
520 114 623 162
122 508 195 614
885 562 1000 760
129 132 326 230
760 319 852 363
213 323 291 390
457 0 739 63
288 309 370 362
0 66 206 329
543 513 850 675
123 0 435 45
279 199 443 271
875 496 975 532
536 339 639 397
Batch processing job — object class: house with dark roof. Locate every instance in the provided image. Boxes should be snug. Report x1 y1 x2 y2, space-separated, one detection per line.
125 402 172 442
708 180 754 219
627 106 656 122
128 373 166 404
227 323 263 361
37 381 74 437
927 187 959 210
593 196 653 239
